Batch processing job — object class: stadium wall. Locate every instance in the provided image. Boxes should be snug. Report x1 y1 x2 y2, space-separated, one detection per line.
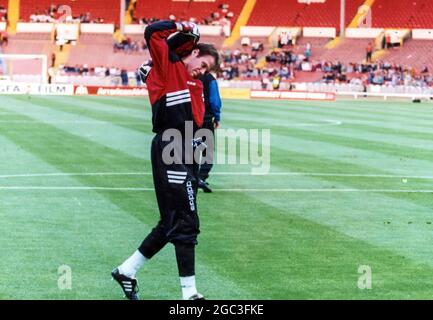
412 29 433 40
125 24 225 36
0 83 430 102
345 27 383 38
303 27 336 38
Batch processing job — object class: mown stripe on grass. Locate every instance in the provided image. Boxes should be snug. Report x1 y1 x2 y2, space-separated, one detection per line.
35 95 149 119
224 113 433 153
0 109 250 299
225 99 433 129
232 98 433 120
199 191 433 299
0 97 154 161
14 95 151 134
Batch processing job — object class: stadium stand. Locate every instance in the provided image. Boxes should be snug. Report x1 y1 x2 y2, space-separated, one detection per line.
133 0 245 26
380 39 433 72
67 33 148 71
20 0 121 24
0 0 432 90
295 37 329 60
247 0 364 30
317 38 373 64
371 0 433 28
1 33 55 80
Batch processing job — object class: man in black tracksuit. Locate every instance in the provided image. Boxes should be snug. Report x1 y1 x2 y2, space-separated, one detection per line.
112 20 219 300
198 72 222 193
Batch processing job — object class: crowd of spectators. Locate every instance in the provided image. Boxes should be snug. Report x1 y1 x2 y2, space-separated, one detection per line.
47 19 432 90
318 61 433 87
231 38 433 89
113 37 147 53
29 4 105 23
58 64 119 77
219 40 264 80
56 63 143 86
133 3 234 28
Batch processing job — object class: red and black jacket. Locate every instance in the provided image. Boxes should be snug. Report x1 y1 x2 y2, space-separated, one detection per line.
144 20 205 134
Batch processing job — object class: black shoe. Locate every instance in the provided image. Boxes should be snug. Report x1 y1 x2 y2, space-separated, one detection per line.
198 180 212 193
111 268 139 300
188 293 205 300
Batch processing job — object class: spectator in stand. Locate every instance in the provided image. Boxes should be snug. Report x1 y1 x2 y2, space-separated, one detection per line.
272 74 281 90
261 75 270 89
51 52 56 67
0 30 8 47
241 37 250 47
366 42 373 63
385 33 392 49
278 31 289 49
304 42 312 61
251 41 264 53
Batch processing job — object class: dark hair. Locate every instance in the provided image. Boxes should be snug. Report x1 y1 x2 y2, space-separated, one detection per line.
196 43 220 72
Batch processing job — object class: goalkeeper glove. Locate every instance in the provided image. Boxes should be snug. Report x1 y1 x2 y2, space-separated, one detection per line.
138 61 153 83
177 22 200 44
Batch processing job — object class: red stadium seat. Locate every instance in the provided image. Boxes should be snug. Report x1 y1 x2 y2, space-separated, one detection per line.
134 0 245 27
247 0 365 31
382 39 433 72
20 0 121 24
371 0 433 28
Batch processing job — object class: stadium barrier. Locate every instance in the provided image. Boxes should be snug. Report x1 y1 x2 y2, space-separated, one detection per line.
0 83 429 101
132 24 227 36
412 29 433 40
14 22 226 36
74 85 148 96
303 27 336 38
345 27 383 38
240 26 275 37
80 23 115 34
219 88 251 99
0 83 74 95
336 91 433 101
0 83 148 96
15 22 116 34
250 90 336 101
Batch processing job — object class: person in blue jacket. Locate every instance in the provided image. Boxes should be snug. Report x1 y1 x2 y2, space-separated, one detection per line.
197 71 222 193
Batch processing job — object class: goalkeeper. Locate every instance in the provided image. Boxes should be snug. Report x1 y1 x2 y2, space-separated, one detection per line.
138 34 222 194
111 20 219 300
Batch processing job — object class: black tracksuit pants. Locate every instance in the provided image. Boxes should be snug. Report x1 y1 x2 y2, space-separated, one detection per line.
138 132 200 276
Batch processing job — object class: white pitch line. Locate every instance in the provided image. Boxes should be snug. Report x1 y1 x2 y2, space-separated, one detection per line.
0 120 146 124
0 186 154 191
291 120 342 127
0 172 151 179
0 172 433 179
212 172 433 179
0 186 432 193
0 120 339 126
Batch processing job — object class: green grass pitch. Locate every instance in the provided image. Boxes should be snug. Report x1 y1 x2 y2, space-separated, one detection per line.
0 95 432 299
